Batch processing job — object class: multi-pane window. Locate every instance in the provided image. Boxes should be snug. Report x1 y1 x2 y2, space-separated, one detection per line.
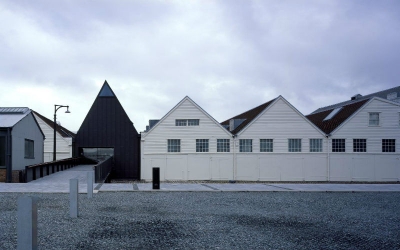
369 112 380 126
353 139 367 152
24 139 34 158
332 139 345 152
260 139 273 152
196 139 209 152
0 136 5 167
239 139 252 152
175 119 187 126
288 139 301 152
188 119 199 126
175 119 199 126
382 139 395 152
310 139 323 152
217 139 230 152
167 139 181 152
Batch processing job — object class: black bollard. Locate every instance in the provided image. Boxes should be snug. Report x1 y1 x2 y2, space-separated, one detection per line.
152 167 160 190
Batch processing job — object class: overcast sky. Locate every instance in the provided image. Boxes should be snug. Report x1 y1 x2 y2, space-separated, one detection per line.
1 0 399 132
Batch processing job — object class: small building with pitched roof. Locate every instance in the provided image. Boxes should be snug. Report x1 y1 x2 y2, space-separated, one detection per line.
32 111 75 162
221 96 327 181
0 107 44 182
307 97 400 181
141 96 233 181
74 81 140 179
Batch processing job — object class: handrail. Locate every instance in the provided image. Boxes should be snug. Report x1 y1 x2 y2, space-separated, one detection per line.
93 156 114 183
24 157 97 183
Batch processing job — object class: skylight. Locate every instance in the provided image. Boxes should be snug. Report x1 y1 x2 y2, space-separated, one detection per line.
323 107 342 121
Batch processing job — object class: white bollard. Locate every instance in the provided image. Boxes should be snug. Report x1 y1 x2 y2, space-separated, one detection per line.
70 179 78 218
17 196 38 250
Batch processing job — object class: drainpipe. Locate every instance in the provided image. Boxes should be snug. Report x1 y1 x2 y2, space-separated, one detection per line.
6 128 12 183
232 135 237 181
326 134 331 182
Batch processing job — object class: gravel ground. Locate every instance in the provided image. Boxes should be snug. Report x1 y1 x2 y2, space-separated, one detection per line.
1 192 399 250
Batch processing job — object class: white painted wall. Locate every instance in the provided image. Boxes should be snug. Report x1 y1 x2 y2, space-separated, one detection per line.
33 114 73 162
11 113 44 170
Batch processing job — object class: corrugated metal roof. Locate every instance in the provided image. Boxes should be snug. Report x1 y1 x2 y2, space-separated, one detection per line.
0 107 30 127
311 86 400 114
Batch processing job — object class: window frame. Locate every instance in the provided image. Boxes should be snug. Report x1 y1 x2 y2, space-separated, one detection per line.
196 139 209 152
24 139 34 159
0 136 5 167
217 139 230 152
260 139 273 152
368 112 380 126
332 139 346 152
353 139 367 152
309 139 323 152
167 139 181 152
239 139 252 152
382 139 395 153
175 119 200 126
288 139 302 152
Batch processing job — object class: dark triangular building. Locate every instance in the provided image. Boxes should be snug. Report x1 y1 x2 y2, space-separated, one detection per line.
74 81 140 179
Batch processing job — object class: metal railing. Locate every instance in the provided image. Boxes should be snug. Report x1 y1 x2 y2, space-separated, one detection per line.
93 156 114 183
24 157 97 183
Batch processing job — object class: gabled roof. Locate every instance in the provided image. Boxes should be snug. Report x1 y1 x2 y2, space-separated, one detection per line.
143 96 232 137
306 99 370 134
311 86 400 114
32 110 76 138
220 98 277 134
0 107 30 127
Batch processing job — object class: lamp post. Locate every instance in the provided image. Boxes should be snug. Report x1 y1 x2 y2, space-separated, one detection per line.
53 105 70 161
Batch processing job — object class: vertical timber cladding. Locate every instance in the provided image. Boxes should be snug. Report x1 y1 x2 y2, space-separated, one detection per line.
74 81 140 179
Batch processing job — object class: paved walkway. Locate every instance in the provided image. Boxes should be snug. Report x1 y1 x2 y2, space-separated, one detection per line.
0 165 399 193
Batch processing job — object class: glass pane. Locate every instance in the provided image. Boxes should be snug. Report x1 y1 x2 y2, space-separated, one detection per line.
0 136 5 167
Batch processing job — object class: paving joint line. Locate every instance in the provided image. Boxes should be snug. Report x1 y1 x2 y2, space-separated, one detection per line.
201 184 220 191
265 184 294 191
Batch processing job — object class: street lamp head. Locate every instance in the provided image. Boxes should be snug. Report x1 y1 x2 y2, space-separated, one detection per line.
65 107 71 113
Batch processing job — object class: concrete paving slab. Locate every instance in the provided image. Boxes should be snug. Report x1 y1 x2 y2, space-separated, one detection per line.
100 184 134 191
136 183 213 191
205 183 290 191
272 184 400 192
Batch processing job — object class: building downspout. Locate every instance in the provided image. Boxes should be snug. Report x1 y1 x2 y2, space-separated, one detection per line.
326 134 330 182
232 135 237 181
6 128 12 183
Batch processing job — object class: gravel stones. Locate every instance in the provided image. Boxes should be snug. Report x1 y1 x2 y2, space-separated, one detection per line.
1 192 399 249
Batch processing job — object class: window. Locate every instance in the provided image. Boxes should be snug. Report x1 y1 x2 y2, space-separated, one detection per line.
332 139 345 152
382 139 395 152
188 119 199 126
288 139 301 152
260 139 273 152
167 139 181 152
0 136 5 167
353 139 367 152
398 113 400 126
239 139 252 152
175 119 199 126
196 139 209 152
24 139 34 158
310 139 323 152
217 139 230 152
369 112 380 126
175 119 187 126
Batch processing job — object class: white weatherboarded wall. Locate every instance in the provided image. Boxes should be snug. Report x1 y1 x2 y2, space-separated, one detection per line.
235 97 328 181
329 99 400 181
141 97 233 181
33 114 73 162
